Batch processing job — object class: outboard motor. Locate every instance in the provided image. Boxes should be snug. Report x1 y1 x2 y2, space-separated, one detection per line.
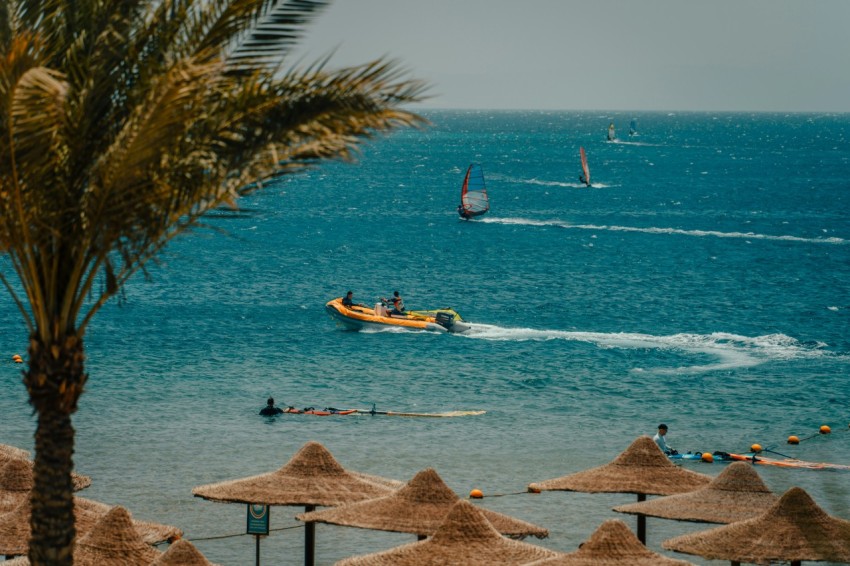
435 311 456 329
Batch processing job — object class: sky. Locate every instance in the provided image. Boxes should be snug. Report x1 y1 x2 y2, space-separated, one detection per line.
289 0 850 113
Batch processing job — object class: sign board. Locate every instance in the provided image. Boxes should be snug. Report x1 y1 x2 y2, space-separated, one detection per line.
246 504 269 535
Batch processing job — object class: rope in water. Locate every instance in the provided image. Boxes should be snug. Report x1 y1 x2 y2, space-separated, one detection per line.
175 523 304 544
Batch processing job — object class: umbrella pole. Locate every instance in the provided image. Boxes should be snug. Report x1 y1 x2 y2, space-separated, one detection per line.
636 493 646 544
305 504 316 566
255 534 261 566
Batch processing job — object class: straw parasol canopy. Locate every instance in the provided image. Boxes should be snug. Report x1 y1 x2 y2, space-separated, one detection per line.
0 459 89 513
335 499 561 565
297 467 548 539
614 461 778 525
150 538 221 566
72 505 162 565
192 440 401 566
0 444 91 484
525 519 695 565
528 436 712 543
663 486 850 565
0 455 91 512
192 441 397 506
0 443 30 462
528 436 711 496
0 495 181 556
349 470 405 490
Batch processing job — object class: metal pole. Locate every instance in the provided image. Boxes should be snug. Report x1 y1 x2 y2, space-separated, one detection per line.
305 504 316 566
636 493 646 544
255 534 260 566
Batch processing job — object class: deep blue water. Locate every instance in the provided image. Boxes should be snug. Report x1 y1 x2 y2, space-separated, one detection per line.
2 110 850 564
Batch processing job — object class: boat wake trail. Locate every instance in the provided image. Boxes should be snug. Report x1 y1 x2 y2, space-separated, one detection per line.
608 139 658 147
481 217 846 245
461 326 841 374
509 178 611 189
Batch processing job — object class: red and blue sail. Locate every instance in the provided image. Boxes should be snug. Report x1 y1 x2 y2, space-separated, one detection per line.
458 163 489 219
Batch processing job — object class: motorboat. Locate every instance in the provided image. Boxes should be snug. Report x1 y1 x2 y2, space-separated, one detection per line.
325 298 471 334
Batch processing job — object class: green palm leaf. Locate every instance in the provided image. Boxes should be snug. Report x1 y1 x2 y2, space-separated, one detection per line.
0 1 428 563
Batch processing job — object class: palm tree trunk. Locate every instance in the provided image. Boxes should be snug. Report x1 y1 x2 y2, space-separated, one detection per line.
25 331 86 566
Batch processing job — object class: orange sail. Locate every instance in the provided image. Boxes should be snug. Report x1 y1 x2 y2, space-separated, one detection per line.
579 147 591 186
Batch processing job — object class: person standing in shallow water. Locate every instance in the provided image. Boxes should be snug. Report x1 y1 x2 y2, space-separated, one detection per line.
260 397 284 416
653 423 677 455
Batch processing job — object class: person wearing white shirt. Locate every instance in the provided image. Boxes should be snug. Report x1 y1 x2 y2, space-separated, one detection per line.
653 423 677 455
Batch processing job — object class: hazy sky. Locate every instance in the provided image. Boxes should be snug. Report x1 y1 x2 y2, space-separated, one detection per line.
290 0 850 112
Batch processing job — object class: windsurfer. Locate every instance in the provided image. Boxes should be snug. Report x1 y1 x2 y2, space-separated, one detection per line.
579 147 591 187
457 204 470 219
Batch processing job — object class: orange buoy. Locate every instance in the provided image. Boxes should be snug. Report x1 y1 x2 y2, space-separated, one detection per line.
701 452 714 463
820 425 831 434
750 444 763 453
787 435 800 445
469 489 484 499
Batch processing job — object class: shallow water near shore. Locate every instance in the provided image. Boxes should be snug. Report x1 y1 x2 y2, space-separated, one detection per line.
2 110 850 564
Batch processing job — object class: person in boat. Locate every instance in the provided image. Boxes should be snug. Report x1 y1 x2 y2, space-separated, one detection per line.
259 397 284 416
341 290 363 308
653 423 678 455
382 290 406 316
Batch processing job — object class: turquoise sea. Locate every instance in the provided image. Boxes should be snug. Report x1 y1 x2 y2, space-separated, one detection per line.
2 110 850 564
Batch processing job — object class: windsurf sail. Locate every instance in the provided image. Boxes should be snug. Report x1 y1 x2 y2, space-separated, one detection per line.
607 122 616 141
629 119 638 137
579 147 591 187
458 163 489 219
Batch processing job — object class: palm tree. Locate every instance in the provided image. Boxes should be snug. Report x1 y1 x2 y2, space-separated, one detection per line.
0 1 428 563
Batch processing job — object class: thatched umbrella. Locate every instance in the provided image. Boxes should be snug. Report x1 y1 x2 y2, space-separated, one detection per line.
0 443 30 462
663 486 850 566
528 436 711 543
192 441 401 566
150 539 221 566
297 467 548 540
0 494 181 556
0 443 90 483
0 459 91 513
334 499 561 565
72 505 163 565
614 461 778 525
525 519 694 565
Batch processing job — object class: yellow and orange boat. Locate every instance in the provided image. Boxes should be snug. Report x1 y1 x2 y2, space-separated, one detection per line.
325 298 470 334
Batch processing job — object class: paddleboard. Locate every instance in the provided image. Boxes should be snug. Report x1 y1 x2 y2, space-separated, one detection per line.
728 453 850 470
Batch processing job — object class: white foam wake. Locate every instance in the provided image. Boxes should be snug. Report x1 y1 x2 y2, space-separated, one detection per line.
460 325 838 374
510 178 611 189
480 217 846 245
